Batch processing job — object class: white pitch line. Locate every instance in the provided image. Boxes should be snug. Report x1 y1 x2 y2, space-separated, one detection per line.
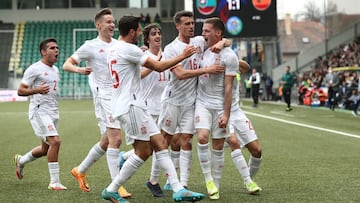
270 110 294 117
244 111 360 139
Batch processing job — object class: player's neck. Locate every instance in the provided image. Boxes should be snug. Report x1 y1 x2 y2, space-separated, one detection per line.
41 59 54 67
120 35 135 44
149 46 160 56
98 35 112 43
177 34 191 44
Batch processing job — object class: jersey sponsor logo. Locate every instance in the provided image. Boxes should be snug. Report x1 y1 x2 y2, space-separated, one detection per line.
99 49 105 53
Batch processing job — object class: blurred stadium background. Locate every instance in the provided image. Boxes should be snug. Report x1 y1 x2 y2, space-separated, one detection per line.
0 0 359 104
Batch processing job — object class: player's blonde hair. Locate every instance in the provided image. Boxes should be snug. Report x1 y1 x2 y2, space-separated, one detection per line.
94 8 113 24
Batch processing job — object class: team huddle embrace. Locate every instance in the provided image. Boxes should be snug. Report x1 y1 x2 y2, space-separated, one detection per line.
14 8 263 203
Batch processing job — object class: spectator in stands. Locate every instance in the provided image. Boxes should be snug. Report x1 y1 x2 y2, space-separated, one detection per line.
348 89 360 116
244 77 251 98
324 66 339 110
249 68 260 107
145 13 151 25
311 69 323 89
264 75 273 101
154 13 161 25
14 38 67 190
338 80 349 109
280 65 295 111
140 13 145 26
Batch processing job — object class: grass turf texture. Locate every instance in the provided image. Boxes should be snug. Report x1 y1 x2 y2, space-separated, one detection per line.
1 100 359 203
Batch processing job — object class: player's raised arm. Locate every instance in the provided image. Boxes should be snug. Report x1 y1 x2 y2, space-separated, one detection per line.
143 45 196 72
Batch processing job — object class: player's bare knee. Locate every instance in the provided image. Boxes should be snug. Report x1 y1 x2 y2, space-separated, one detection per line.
212 139 225 150
226 136 240 150
47 136 61 148
250 147 262 158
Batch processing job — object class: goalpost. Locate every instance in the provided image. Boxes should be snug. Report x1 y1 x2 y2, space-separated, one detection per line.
70 28 120 100
69 28 98 100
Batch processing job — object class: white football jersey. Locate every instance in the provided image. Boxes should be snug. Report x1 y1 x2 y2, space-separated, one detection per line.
141 50 169 116
21 61 60 119
108 40 148 118
197 47 238 110
70 37 117 99
161 36 205 106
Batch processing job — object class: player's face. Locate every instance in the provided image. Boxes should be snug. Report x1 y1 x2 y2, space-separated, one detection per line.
177 16 194 38
97 14 115 39
131 23 143 45
148 28 162 49
42 42 59 65
202 23 218 47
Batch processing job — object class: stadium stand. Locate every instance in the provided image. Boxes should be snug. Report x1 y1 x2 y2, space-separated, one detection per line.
294 37 360 109
17 20 97 98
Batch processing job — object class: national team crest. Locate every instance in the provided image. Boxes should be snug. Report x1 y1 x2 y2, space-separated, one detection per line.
252 0 271 11
165 119 171 127
141 125 147 134
196 0 217 15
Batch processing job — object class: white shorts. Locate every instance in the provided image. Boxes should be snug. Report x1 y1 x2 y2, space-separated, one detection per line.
158 101 195 135
228 118 257 148
118 105 160 145
195 104 229 139
94 96 121 135
30 113 59 144
151 114 159 125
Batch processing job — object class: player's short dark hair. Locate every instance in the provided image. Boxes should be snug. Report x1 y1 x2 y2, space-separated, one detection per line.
118 16 141 37
204 17 225 36
143 23 161 47
94 8 113 23
173 10 193 24
39 38 57 54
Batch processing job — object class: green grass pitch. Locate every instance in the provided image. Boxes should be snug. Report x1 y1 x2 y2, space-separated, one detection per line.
1 99 359 202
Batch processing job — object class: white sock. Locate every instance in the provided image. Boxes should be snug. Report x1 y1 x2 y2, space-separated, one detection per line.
107 153 144 192
78 142 105 173
122 149 134 160
179 149 192 187
19 151 37 166
171 150 180 170
211 149 224 188
197 143 213 183
248 155 262 179
165 150 180 185
149 151 161 184
106 148 120 180
155 149 183 192
231 149 251 184
48 162 60 184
